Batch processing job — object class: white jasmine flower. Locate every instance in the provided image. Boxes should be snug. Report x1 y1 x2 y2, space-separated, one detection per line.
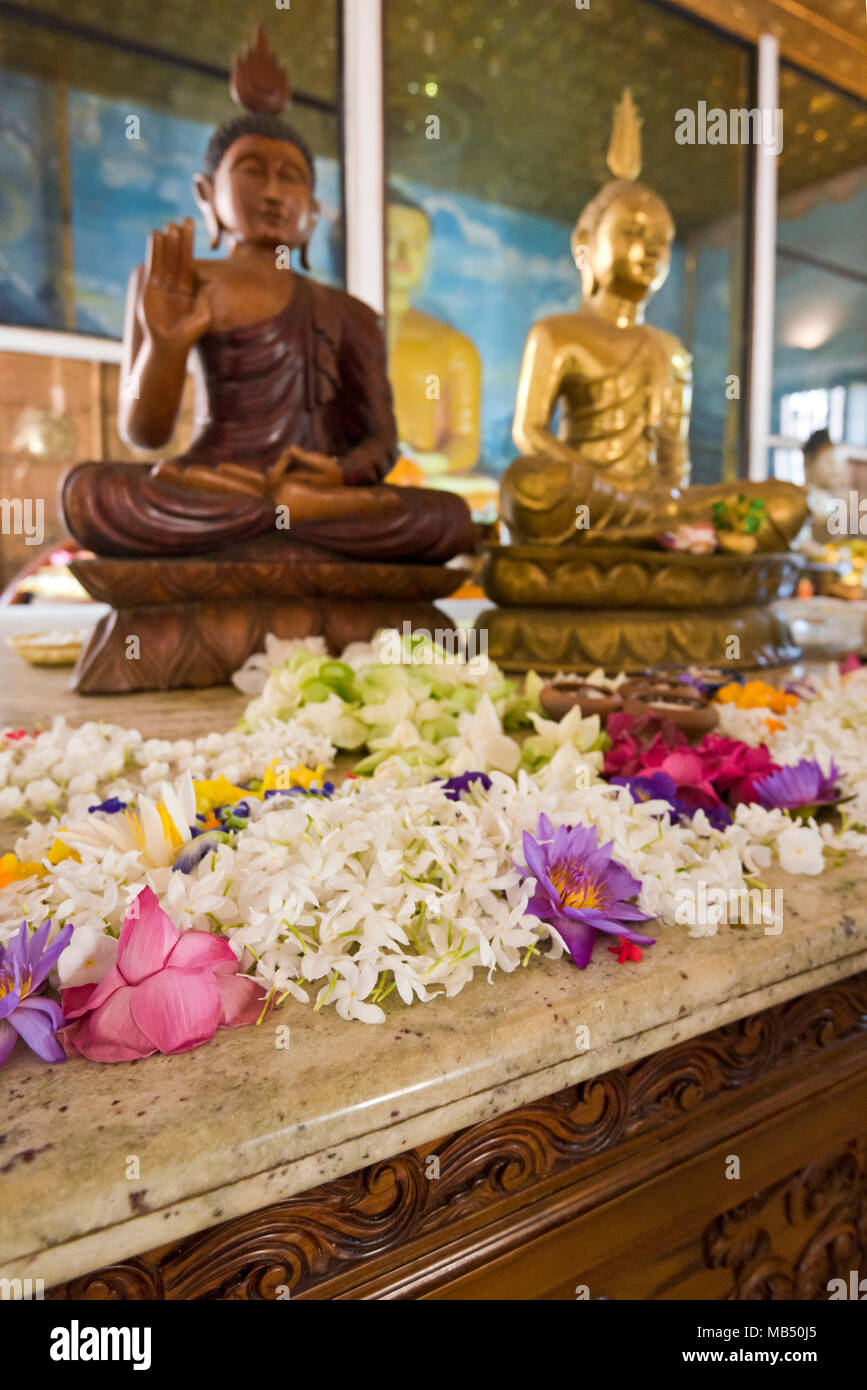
776 824 825 875
56 923 118 987
447 695 521 775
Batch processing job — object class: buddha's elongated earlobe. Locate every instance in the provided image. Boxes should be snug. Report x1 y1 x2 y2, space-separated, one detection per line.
192 173 222 251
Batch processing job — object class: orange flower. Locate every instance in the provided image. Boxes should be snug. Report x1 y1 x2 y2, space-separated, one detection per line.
765 717 785 734
714 680 797 715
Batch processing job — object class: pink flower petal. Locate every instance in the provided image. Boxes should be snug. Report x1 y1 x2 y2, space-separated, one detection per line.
659 750 705 785
129 967 221 1055
117 888 179 985
167 931 238 974
61 966 124 1020
217 972 269 1029
61 984 157 1063
60 982 98 1018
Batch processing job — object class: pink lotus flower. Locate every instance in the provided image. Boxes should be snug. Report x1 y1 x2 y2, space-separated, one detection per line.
60 888 267 1063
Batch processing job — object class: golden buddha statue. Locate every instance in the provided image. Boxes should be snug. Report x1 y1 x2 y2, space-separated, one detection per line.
478 91 808 673
501 90 807 553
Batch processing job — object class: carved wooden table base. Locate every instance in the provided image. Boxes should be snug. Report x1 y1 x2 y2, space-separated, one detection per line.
49 971 867 1299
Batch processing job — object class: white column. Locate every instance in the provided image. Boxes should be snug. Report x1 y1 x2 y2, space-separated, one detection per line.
748 33 780 481
342 0 385 315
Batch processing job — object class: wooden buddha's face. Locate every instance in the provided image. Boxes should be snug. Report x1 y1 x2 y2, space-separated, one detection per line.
194 134 319 253
576 185 674 305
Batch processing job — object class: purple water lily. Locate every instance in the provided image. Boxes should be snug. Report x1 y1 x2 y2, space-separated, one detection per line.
517 813 655 969
0 920 73 1068
440 771 493 802
611 770 686 817
756 758 842 813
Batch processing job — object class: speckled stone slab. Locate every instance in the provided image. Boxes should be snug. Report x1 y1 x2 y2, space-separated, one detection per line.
1 858 866 1288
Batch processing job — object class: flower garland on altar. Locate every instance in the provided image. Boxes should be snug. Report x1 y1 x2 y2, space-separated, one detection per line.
1 633 865 1065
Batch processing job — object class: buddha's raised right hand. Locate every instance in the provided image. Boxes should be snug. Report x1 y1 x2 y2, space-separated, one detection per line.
139 217 211 351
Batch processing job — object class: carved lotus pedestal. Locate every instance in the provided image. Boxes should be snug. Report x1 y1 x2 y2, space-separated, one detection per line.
475 544 805 674
69 546 466 694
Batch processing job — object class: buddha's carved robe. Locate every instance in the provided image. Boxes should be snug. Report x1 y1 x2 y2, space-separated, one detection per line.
62 277 476 563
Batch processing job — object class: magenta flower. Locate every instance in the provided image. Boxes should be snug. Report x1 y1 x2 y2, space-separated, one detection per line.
637 746 724 816
755 758 842 814
518 813 654 969
696 733 780 806
0 920 73 1068
60 888 267 1063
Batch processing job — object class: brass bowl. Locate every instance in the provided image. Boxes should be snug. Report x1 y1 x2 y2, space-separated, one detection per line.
8 632 84 667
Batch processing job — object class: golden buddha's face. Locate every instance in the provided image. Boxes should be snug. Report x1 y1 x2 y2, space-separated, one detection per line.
196 135 318 251
387 204 431 294
583 189 674 303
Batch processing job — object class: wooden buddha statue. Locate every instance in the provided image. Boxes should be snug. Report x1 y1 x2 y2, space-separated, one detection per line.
501 90 807 553
61 28 476 567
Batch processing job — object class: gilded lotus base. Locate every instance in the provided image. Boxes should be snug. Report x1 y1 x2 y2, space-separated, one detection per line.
481 543 804 611
474 604 800 675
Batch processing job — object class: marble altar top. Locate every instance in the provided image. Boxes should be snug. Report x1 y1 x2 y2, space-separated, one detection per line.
1 647 867 1288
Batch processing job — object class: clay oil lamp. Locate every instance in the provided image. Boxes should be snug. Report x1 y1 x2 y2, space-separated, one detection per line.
620 682 719 736
539 676 623 722
640 664 732 697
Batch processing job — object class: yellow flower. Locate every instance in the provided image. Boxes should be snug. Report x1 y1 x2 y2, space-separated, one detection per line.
194 776 250 814
263 761 328 793
0 852 48 889
47 838 81 866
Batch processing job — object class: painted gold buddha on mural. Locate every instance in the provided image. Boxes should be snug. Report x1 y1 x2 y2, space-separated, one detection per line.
501 91 807 553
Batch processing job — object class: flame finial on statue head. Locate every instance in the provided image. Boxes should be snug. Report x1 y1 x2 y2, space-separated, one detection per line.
607 88 643 181
230 25 292 115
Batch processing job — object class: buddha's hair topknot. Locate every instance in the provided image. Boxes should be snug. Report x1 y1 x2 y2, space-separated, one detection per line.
202 25 315 185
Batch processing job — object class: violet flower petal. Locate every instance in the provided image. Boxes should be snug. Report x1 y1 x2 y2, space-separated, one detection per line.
0 1018 17 1067
10 995 66 1063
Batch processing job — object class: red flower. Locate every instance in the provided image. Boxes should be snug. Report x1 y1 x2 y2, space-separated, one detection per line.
3 730 29 742
608 936 643 964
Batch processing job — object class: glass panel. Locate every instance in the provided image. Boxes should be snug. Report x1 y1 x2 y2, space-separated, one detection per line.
0 4 342 336
773 66 867 492
385 0 750 514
